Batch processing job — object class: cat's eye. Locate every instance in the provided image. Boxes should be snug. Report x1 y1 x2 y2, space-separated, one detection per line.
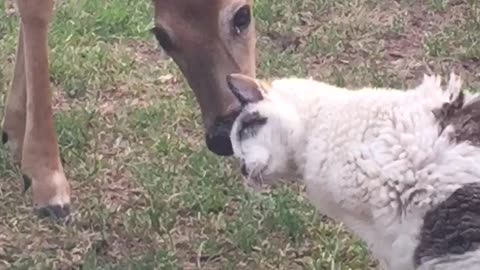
232 5 251 35
238 112 267 138
242 114 267 130
151 26 174 51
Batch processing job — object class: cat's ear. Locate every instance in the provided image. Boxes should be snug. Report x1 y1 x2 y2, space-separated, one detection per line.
227 73 264 105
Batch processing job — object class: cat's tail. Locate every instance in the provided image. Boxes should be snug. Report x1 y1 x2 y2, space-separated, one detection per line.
415 72 462 107
429 72 480 146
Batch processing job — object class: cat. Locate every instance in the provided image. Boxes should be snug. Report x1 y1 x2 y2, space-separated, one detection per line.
227 72 480 270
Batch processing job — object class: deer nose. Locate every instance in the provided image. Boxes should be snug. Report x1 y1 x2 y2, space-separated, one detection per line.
205 110 240 156
205 131 233 156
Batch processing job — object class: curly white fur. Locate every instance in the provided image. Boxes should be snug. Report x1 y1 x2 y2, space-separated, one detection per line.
230 73 480 270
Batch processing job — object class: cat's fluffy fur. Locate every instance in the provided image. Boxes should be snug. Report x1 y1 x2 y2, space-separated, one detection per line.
228 73 480 270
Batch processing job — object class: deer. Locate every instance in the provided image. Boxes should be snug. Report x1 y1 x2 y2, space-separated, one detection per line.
1 0 256 221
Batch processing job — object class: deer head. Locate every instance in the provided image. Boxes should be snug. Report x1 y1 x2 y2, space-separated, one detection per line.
152 0 256 156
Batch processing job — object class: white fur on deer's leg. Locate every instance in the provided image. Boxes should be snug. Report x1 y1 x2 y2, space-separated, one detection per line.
16 0 71 220
228 72 480 269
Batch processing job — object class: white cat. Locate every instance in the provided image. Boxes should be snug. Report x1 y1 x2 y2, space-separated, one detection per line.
227 72 480 270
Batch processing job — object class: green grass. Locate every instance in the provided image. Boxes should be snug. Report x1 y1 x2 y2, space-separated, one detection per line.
0 0 479 269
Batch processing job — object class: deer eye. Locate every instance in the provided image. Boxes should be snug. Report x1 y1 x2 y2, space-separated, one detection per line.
232 5 251 35
151 26 174 51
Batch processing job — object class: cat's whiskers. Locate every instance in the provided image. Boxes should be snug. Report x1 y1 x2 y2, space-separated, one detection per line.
243 163 268 189
258 173 265 186
245 169 255 185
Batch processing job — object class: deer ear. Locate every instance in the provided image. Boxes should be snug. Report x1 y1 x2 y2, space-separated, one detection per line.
227 73 264 105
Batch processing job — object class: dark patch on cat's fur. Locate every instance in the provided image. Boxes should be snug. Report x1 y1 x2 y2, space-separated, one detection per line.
413 182 480 267
237 111 267 140
433 90 480 146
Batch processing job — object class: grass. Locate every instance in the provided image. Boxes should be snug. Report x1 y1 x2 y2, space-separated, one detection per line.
0 0 479 269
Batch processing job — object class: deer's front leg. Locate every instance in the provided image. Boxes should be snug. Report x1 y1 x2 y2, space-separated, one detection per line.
15 0 71 220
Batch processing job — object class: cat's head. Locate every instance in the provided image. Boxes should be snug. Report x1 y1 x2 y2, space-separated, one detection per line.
227 73 301 190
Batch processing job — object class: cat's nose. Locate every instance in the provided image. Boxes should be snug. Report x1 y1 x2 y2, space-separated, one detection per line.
240 163 248 177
